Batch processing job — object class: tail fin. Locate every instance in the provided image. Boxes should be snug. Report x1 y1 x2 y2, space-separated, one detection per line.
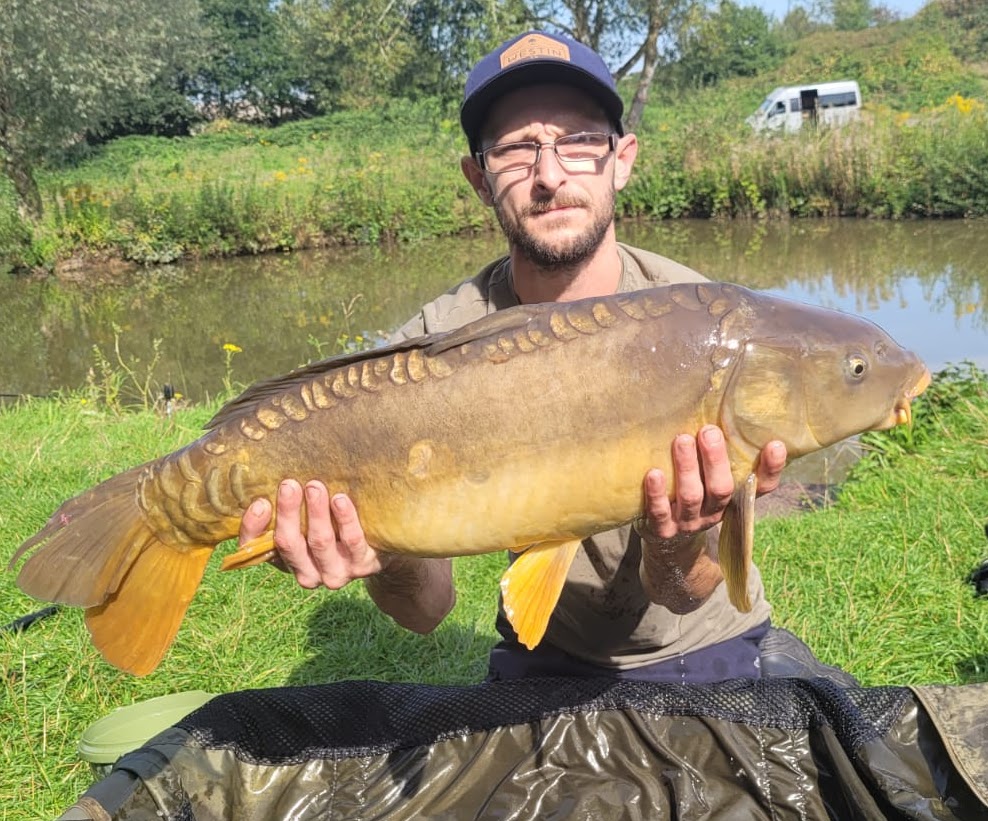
10 466 157 607
85 542 212 675
9 464 214 675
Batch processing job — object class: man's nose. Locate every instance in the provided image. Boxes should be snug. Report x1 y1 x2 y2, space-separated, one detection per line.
532 144 566 188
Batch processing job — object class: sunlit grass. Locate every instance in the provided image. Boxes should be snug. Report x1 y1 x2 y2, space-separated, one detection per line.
2 365 987 817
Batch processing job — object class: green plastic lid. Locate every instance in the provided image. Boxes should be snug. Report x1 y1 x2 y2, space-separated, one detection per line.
78 690 216 764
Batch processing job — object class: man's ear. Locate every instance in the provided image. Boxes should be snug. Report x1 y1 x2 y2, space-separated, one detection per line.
461 155 494 206
612 133 638 193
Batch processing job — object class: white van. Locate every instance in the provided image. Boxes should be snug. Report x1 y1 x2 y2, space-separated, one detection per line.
747 81 862 133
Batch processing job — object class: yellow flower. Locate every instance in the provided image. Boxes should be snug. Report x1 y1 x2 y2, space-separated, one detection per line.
223 343 242 353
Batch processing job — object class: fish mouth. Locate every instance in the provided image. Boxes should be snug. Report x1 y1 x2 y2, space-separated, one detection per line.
886 368 932 428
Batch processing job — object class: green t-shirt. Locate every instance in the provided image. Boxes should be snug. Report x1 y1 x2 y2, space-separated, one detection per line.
393 243 771 669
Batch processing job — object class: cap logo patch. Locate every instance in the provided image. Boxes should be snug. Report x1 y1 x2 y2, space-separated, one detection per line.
500 34 570 69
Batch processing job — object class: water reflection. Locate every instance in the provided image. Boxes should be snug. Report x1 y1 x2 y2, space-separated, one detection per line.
623 219 988 370
1 219 986 402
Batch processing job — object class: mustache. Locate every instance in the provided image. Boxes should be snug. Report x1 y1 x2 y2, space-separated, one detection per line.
523 196 589 216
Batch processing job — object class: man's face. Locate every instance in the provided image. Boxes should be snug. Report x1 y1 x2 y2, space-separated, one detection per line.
472 84 635 270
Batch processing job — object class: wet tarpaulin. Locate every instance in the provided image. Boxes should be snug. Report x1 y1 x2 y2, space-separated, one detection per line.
59 677 988 820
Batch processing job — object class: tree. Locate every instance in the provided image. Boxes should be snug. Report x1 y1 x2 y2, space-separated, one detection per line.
623 0 689 129
0 0 201 218
278 0 420 112
778 5 827 40
676 1 788 88
831 0 872 30
526 0 694 132
404 0 533 105
932 0 988 62
193 0 304 123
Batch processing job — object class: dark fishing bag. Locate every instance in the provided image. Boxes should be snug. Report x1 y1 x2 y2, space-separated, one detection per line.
58 677 988 820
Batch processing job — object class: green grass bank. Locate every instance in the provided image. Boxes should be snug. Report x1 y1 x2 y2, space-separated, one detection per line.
1 363 987 817
1 21 987 274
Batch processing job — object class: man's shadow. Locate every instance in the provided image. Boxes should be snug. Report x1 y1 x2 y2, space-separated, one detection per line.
285 594 495 686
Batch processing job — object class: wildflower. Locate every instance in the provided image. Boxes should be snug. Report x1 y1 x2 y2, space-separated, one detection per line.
223 343 242 353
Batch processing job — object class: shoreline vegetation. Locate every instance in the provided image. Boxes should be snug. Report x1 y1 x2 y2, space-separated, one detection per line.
2 361 987 814
2 20 988 277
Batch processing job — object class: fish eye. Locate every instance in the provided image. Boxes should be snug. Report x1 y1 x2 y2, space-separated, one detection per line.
846 354 868 379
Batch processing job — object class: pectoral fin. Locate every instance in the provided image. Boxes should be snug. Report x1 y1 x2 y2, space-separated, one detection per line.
500 538 582 650
719 473 757 613
220 532 276 571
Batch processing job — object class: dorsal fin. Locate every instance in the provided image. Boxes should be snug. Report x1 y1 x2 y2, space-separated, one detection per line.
424 304 545 357
205 335 436 430
205 303 549 431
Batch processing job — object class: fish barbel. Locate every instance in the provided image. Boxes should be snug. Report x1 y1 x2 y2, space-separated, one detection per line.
9 283 930 675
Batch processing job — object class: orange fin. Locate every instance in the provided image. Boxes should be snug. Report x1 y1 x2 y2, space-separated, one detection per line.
500 538 582 650
220 532 276 571
719 473 756 613
85 542 213 676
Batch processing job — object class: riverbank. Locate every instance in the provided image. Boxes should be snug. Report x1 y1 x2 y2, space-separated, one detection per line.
2 18 987 277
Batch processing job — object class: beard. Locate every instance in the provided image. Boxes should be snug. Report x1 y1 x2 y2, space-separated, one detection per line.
493 187 615 271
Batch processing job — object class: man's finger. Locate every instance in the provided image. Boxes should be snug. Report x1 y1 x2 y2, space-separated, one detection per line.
755 440 787 495
641 468 676 541
274 479 322 588
696 425 735 515
671 434 704 522
239 497 272 543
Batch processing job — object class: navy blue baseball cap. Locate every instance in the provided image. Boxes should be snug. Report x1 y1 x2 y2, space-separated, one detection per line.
460 31 625 153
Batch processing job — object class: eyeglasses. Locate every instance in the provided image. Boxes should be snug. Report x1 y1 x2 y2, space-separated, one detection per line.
477 132 618 175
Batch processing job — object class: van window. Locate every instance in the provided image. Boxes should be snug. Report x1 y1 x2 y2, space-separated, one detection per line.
789 98 801 112
819 91 858 108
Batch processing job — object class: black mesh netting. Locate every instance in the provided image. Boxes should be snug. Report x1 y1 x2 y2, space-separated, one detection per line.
61 676 988 820
178 676 911 766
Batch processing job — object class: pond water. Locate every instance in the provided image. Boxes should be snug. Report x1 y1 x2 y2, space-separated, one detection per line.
1 218 986 405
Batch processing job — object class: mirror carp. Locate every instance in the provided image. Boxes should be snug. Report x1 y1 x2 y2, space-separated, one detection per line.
9 283 930 675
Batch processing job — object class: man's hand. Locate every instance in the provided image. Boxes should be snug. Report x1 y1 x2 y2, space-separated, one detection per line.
639 425 786 542
636 425 786 611
239 479 387 590
238 480 455 633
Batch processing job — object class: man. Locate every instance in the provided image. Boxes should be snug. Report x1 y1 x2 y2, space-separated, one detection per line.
240 30 854 685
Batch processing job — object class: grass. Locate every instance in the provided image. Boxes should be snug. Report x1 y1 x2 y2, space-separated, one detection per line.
1 365 987 818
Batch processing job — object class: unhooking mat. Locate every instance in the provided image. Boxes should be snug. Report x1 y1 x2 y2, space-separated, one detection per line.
59 676 988 820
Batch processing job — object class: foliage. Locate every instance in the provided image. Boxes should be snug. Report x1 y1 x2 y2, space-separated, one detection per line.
0 0 202 218
191 0 307 124
674 0 790 87
1 11 988 271
404 0 533 105
831 0 873 31
775 24 980 112
279 0 424 112
923 0 988 64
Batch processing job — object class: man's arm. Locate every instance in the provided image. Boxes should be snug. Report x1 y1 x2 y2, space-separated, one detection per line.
238 480 455 634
